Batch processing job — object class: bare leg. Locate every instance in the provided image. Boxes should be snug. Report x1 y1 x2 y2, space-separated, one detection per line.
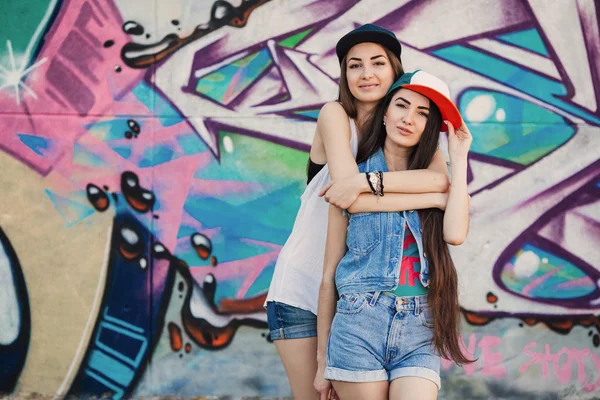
275 337 320 399
331 381 388 400
389 377 438 400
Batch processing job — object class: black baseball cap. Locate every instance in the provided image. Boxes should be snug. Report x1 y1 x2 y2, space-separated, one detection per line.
335 24 402 64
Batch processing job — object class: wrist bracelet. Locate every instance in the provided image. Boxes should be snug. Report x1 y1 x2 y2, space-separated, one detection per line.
366 172 377 195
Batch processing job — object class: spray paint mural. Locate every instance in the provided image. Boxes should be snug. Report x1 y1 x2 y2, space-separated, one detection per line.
1 0 599 398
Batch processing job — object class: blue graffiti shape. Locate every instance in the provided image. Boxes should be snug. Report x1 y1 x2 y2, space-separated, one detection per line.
66 213 177 399
0 228 31 394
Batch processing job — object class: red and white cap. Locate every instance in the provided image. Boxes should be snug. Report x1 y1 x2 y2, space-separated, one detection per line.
387 70 462 132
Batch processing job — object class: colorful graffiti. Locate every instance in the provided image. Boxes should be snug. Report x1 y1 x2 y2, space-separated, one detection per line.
0 0 599 398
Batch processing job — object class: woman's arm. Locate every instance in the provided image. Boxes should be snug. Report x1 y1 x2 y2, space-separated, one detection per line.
317 102 359 181
443 121 472 245
319 149 450 209
351 149 450 194
314 205 348 398
347 191 447 214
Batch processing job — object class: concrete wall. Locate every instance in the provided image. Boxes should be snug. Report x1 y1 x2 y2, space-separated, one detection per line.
1 0 599 398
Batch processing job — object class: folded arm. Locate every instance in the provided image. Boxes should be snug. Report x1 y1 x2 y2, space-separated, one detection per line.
353 150 450 194
347 192 446 214
321 149 450 210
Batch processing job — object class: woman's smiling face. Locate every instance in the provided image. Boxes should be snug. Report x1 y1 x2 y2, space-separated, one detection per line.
345 42 395 106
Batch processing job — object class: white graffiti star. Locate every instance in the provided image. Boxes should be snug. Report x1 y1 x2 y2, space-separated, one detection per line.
0 40 47 105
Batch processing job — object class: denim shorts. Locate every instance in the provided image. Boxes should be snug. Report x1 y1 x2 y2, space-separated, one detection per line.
266 301 317 340
325 292 441 389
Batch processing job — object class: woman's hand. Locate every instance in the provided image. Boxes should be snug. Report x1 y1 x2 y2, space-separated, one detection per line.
447 120 472 162
319 173 364 209
314 362 337 400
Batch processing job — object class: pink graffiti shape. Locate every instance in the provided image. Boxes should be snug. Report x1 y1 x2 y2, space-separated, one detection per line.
520 342 592 385
478 335 507 378
521 265 564 296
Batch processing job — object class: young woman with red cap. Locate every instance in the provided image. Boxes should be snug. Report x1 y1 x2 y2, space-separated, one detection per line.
265 26 451 399
317 71 473 400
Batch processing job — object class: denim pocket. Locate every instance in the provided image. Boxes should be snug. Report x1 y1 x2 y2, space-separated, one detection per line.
419 305 434 328
336 293 368 314
347 213 381 256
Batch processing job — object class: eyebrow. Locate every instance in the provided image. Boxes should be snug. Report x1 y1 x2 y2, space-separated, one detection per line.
396 96 430 110
348 54 387 62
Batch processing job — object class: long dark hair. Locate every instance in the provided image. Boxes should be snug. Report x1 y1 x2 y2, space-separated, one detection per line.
357 90 473 365
337 47 404 135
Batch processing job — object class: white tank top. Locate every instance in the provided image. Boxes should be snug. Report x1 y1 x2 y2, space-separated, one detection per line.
265 118 359 315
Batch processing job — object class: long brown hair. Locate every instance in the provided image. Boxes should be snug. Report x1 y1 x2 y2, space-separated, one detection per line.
357 89 473 365
337 46 404 135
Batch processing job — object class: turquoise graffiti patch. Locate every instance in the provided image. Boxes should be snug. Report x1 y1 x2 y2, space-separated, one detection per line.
500 243 596 300
497 28 549 57
459 90 575 165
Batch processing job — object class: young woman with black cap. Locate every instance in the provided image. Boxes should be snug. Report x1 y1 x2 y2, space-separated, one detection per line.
317 71 473 400
265 26 451 399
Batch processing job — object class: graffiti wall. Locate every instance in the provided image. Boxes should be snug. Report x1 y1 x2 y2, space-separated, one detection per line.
1 0 599 398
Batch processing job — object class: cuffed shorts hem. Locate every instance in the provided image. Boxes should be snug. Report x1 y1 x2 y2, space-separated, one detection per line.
390 366 441 389
266 301 317 340
268 322 317 340
324 367 388 382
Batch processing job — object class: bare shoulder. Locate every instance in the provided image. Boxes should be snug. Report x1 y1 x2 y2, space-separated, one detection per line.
317 102 351 139
319 101 347 117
